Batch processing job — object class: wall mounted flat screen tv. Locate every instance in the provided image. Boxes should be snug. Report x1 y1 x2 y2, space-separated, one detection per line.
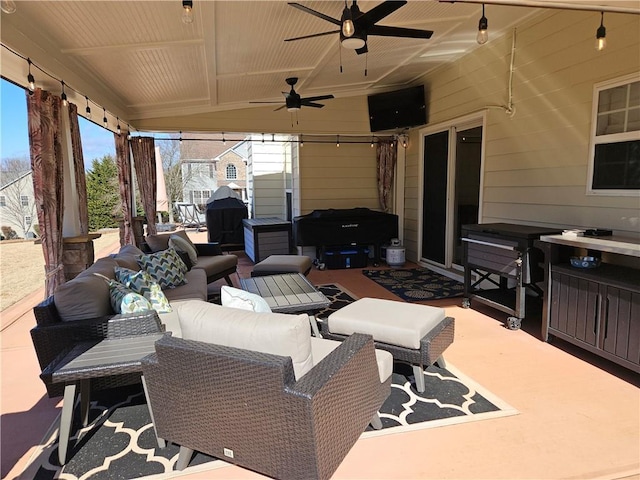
367 85 427 132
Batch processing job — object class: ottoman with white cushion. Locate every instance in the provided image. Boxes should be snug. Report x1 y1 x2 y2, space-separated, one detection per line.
321 297 454 393
251 255 313 277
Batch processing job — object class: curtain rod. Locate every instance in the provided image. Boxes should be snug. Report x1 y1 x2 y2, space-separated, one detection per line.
440 0 640 15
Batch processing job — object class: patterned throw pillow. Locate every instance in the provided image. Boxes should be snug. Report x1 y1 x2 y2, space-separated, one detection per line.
137 248 188 289
115 266 172 313
168 234 198 265
93 273 152 314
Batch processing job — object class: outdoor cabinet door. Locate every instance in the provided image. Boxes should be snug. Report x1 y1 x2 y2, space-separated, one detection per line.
600 286 640 366
550 270 599 347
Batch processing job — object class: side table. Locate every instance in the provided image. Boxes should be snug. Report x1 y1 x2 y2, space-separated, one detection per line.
43 332 167 465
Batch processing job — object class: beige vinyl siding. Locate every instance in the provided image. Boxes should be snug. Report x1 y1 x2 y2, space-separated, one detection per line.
402 9 640 262
298 142 379 214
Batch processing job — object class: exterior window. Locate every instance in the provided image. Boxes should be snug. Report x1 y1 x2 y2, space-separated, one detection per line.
209 164 215 178
0 196 5 207
21 195 29 206
588 74 640 194
24 215 31 224
226 164 237 180
192 190 211 207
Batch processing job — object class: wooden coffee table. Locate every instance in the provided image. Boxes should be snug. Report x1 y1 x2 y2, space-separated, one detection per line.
240 273 330 336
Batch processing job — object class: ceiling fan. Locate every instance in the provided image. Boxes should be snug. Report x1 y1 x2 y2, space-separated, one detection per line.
285 0 434 55
251 77 334 112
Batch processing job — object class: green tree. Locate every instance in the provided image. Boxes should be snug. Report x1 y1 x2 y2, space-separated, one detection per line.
86 155 119 230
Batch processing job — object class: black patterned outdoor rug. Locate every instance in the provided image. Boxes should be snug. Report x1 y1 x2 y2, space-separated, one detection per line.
310 283 358 320
24 284 517 480
26 373 516 479
363 268 465 302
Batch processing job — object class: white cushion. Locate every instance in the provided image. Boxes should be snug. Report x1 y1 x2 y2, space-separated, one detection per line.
328 297 446 350
310 337 393 383
221 285 272 313
176 300 313 380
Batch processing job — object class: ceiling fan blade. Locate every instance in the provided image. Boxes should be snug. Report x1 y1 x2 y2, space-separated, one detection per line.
250 101 282 104
301 94 334 102
355 43 368 55
274 105 287 111
287 2 341 25
358 0 407 27
285 30 339 42
300 101 325 108
368 24 433 39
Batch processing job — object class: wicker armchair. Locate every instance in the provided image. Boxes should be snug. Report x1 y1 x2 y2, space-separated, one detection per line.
142 332 390 480
31 296 164 398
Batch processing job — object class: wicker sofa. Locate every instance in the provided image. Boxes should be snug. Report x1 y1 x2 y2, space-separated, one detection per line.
31 242 210 398
142 300 392 480
143 230 237 285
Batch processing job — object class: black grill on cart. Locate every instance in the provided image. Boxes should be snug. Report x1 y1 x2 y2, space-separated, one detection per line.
461 223 561 330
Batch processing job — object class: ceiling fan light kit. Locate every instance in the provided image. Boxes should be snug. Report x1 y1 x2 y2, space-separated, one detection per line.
286 1 434 56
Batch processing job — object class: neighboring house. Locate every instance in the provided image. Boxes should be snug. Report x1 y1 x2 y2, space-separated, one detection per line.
180 133 248 211
0 170 37 239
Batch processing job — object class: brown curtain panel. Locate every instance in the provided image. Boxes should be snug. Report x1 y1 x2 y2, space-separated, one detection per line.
130 137 157 236
68 103 89 236
26 88 66 297
376 139 397 212
115 133 135 246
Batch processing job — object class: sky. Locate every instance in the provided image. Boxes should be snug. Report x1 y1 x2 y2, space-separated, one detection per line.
1 79 116 170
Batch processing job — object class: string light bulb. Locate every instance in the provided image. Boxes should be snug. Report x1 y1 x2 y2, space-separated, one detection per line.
179 131 183 143
85 96 91 118
477 4 488 45
371 136 375 148
341 1 354 37
60 81 68 107
222 132 226 145
336 135 340 147
596 12 606 51
27 58 35 91
300 135 304 147
103 107 108 127
116 117 121 135
402 137 408 148
182 0 193 24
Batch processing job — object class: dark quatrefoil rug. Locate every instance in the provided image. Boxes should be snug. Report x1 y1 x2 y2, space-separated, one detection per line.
24 284 517 480
363 268 465 302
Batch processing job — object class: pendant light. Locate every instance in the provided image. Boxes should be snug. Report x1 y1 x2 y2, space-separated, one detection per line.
85 96 91 118
182 0 193 24
477 4 488 44
596 12 606 51
60 81 68 106
27 58 35 91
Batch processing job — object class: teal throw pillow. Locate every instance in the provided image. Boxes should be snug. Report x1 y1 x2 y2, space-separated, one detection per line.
93 273 152 314
137 248 188 289
115 266 172 313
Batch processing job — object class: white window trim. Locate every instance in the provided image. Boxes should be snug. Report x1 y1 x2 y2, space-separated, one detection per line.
586 72 640 197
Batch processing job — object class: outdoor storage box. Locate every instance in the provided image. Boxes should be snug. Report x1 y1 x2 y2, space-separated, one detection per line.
243 217 292 263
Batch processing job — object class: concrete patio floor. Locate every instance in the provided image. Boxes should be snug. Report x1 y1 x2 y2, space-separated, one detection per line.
2 230 638 480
